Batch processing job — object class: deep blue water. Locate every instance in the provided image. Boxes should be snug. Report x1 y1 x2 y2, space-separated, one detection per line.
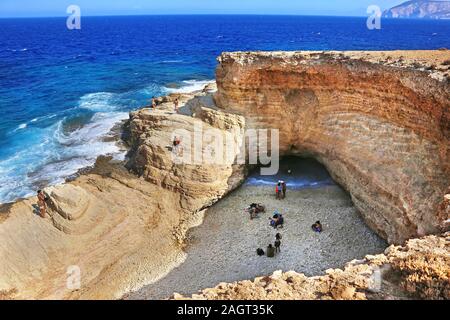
0 15 449 203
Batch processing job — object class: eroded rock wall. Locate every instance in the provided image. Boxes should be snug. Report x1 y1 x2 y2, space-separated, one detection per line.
214 51 450 244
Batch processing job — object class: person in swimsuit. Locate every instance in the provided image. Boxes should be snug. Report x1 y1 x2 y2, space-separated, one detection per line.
37 190 47 218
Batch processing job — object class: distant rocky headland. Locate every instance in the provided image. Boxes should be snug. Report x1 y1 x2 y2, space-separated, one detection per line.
0 50 449 300
383 0 450 19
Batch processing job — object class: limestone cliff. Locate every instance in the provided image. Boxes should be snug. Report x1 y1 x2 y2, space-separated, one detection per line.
214 50 450 244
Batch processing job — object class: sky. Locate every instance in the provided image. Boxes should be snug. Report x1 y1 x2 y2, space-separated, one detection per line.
0 0 412 18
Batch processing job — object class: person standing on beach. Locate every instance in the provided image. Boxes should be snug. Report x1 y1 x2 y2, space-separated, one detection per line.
37 190 47 218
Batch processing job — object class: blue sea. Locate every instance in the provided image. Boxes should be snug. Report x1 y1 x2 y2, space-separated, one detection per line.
0 15 449 203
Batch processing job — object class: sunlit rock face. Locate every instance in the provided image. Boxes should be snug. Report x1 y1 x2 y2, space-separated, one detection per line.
214 51 450 244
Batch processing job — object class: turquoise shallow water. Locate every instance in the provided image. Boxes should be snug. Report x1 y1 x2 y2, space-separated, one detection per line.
0 15 449 203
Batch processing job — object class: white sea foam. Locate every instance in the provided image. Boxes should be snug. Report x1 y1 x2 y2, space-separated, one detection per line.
78 92 119 112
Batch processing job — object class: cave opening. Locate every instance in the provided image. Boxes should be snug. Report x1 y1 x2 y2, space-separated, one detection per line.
131 156 388 299
246 156 335 189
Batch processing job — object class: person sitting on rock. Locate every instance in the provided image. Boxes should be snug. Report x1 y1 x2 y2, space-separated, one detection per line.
174 98 179 113
256 248 265 256
312 221 323 233
252 203 265 213
266 244 275 258
150 96 156 109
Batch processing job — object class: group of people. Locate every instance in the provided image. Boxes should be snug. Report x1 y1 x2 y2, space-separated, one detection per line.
257 233 282 258
275 180 287 200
